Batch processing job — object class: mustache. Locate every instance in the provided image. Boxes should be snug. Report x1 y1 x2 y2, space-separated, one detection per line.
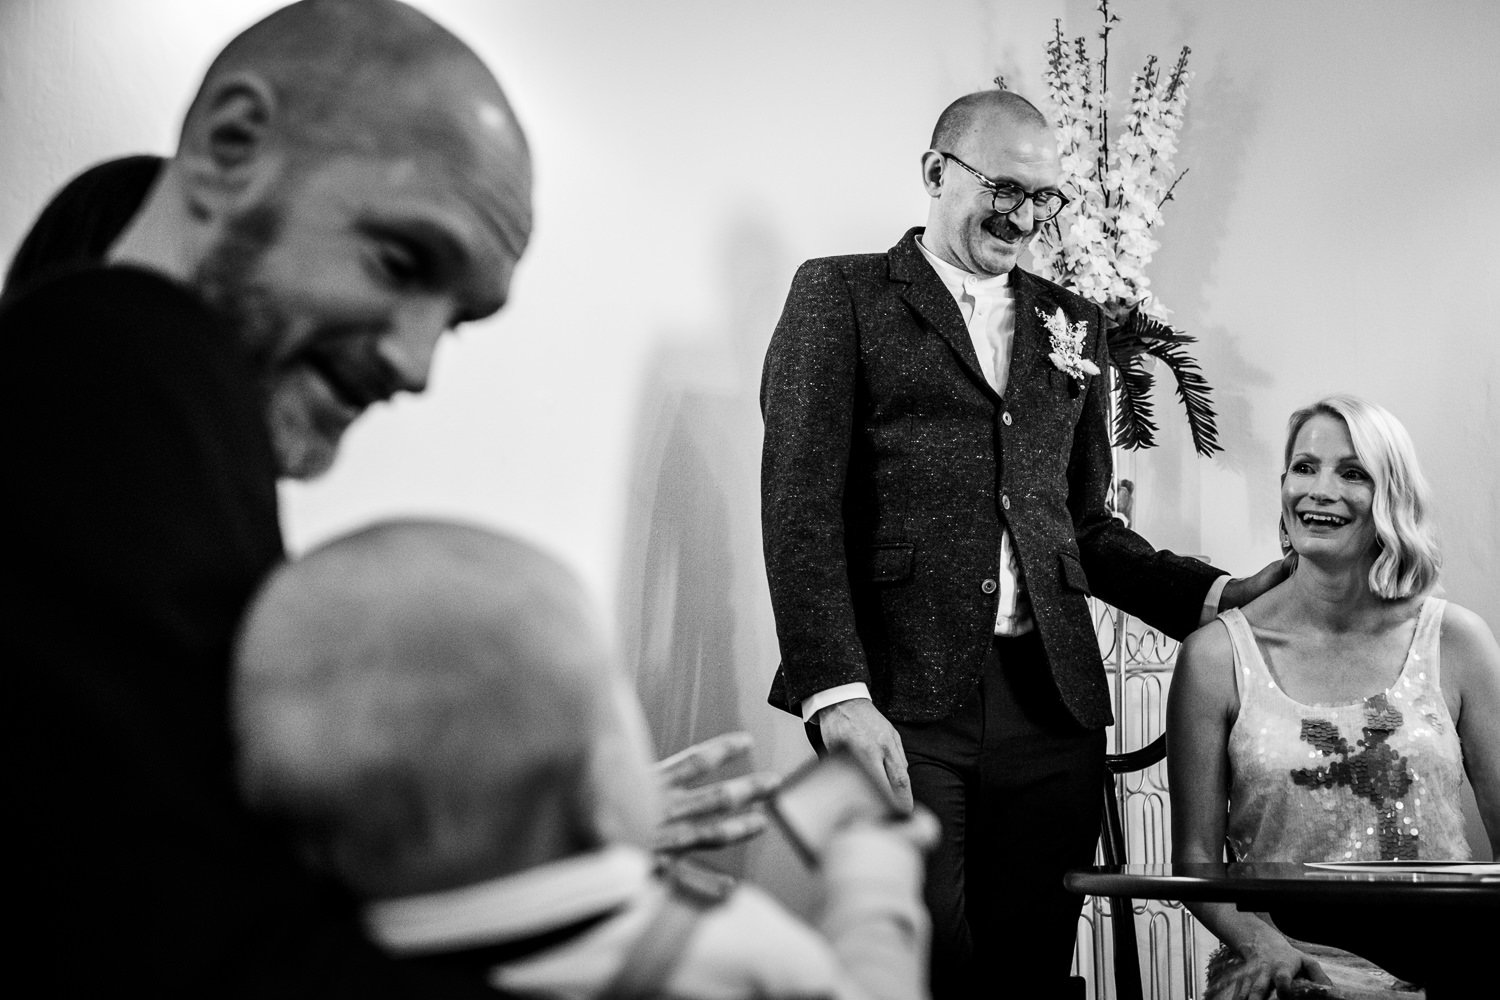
983 213 1036 240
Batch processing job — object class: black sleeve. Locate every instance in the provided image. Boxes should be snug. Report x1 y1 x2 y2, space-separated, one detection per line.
1065 300 1221 640
2 269 421 998
2 155 162 298
760 258 873 707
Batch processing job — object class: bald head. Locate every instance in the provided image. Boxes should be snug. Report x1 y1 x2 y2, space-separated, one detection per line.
180 0 531 247
107 0 534 483
234 520 657 898
921 88 1059 277
930 89 1049 153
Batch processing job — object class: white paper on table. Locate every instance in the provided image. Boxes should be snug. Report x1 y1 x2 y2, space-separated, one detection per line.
1303 861 1500 876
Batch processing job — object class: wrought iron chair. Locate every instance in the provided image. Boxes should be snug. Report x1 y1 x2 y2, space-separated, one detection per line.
1099 733 1168 1000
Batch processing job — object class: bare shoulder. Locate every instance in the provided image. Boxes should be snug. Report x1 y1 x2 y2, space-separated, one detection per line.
1180 616 1235 665
1439 601 1498 643
1439 601 1500 684
1172 618 1238 708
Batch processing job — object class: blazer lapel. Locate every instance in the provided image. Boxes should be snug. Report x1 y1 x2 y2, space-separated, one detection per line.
1007 267 1046 396
1007 267 1097 411
888 229 993 397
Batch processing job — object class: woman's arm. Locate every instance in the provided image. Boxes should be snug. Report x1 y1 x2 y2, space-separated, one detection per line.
1167 622 1236 866
1167 623 1327 999
1441 603 1500 857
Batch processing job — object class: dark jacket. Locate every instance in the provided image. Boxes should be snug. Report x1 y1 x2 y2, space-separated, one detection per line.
760 228 1220 728
5 266 425 997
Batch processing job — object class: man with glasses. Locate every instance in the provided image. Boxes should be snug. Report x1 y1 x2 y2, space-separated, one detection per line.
760 89 1280 997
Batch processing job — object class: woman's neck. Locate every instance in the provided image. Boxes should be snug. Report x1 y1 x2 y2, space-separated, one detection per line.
1283 554 1387 633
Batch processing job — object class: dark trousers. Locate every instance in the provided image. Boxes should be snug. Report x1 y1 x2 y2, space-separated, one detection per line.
814 633 1104 999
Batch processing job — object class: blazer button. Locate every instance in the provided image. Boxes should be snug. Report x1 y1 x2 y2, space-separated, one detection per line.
981 578 998 594
1001 494 1011 510
1002 411 1013 426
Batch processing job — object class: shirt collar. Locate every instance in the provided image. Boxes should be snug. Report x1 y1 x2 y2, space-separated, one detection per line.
364 844 652 955
916 236 1012 302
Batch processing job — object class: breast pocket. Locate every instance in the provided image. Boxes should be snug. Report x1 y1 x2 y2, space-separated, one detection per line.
859 543 915 584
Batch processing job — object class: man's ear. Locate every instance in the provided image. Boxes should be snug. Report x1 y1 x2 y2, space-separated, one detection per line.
920 150 945 198
181 73 283 217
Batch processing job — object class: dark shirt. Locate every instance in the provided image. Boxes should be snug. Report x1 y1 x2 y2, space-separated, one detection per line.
2 267 411 997
2 155 162 299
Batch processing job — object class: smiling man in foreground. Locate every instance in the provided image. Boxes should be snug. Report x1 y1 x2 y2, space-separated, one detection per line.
108 0 532 480
5 1 531 994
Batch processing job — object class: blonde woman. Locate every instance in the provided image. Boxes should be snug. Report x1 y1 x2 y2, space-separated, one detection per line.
1168 395 1500 1000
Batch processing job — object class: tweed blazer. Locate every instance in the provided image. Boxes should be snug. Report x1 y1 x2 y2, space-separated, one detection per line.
760 228 1221 728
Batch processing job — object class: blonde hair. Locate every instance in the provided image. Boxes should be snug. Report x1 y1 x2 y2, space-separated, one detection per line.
1284 395 1441 599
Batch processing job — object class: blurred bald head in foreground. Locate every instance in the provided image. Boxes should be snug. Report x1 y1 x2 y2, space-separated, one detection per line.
233 521 661 900
231 522 938 998
110 0 533 478
8 9 536 988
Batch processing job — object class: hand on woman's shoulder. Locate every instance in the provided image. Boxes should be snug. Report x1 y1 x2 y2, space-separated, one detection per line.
1235 572 1300 627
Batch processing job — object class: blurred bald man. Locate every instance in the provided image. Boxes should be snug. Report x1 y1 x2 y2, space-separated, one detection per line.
116 0 532 479
235 520 934 1000
5 2 531 994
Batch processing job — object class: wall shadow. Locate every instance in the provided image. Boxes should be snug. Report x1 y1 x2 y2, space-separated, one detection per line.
615 212 814 895
1161 49 1278 459
623 380 742 757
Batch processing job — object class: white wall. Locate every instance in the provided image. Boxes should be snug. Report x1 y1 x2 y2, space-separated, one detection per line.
1068 0 1500 859
1070 0 1500 634
4 0 1495 884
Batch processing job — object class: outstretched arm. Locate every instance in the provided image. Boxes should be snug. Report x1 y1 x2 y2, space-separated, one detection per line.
653 732 781 853
1167 623 1329 1000
1065 306 1223 639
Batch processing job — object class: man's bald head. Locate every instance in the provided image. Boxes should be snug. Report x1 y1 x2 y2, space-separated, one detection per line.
930 89 1049 153
233 520 658 898
179 0 531 246
105 0 535 482
921 88 1060 277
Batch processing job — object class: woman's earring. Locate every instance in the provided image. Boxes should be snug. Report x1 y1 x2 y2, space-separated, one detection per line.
1278 515 1293 557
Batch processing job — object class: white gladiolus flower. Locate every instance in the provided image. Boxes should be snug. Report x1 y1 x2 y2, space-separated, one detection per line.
1033 16 1192 322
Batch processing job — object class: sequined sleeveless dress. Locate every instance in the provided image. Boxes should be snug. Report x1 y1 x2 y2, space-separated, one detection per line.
1221 596 1471 862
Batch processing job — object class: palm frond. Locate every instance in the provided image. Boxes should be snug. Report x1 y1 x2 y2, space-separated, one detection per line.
1147 336 1221 456
1109 353 1158 450
1104 305 1223 457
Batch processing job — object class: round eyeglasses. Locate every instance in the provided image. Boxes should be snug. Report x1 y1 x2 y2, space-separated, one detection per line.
938 151 1069 223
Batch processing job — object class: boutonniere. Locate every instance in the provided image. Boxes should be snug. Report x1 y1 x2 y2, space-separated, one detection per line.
1038 306 1101 384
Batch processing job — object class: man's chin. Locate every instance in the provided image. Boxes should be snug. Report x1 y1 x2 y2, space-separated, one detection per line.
976 249 1019 276
272 430 341 480
267 387 351 479
974 237 1023 275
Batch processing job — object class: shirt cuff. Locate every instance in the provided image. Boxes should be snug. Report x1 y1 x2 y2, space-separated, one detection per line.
800 683 872 724
1200 574 1232 628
